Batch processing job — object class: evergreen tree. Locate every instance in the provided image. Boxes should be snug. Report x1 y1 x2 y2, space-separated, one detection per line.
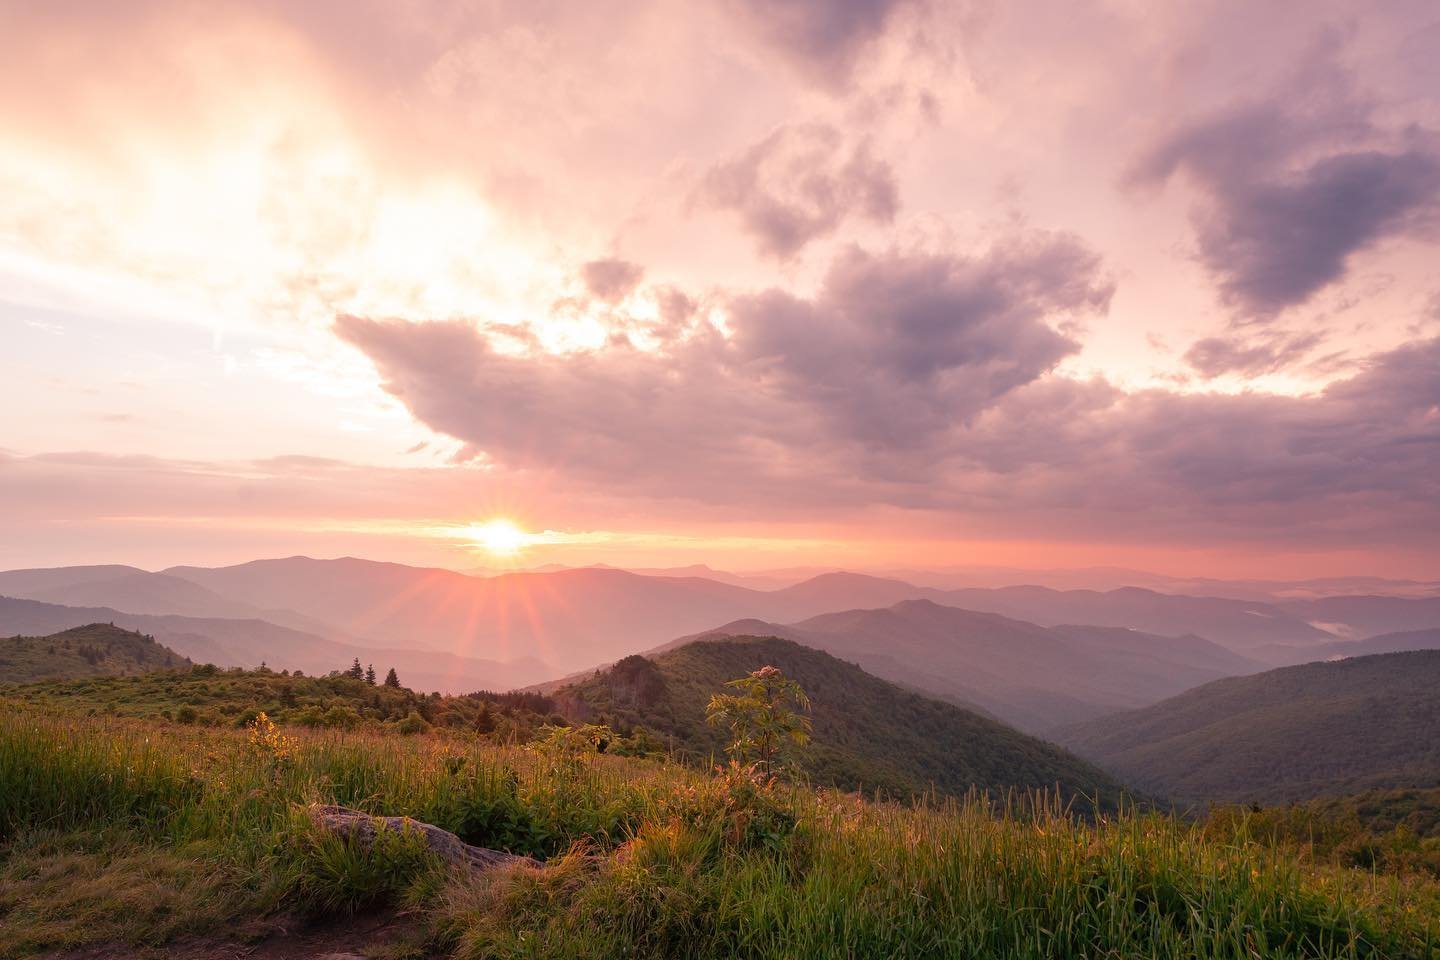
475 701 495 734
383 667 401 688
364 664 377 685
346 658 364 679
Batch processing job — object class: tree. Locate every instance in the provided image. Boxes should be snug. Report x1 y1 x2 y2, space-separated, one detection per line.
705 665 811 780
346 658 364 679
475 701 495 734
384 667 401 688
364 664 377 685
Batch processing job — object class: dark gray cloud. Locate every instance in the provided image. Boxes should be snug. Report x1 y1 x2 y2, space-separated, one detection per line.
702 123 899 258
580 258 644 302
1184 331 1326 379
1129 56 1440 318
336 233 1107 492
726 0 912 87
940 335 1440 544
336 254 1440 548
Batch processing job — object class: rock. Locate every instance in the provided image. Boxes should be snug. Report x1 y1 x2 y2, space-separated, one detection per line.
307 804 542 872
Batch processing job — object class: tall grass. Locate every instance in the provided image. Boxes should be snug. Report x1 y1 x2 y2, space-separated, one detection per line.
2 704 1437 959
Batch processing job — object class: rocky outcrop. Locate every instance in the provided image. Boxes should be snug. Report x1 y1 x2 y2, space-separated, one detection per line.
307 804 542 872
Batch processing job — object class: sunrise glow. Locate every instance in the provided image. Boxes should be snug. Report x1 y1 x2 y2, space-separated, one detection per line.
466 519 531 557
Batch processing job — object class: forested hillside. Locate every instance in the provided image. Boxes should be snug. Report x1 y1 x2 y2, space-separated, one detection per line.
0 623 189 683
553 636 1125 804
1057 651 1440 804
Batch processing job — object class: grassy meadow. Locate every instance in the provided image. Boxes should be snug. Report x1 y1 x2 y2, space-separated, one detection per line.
2 698 1439 959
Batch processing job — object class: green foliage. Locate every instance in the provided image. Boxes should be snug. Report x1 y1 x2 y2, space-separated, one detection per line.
556 637 1124 807
1204 790 1440 879
281 809 442 915
0 624 190 684
705 664 811 779
0 703 1437 958
1060 650 1440 805
396 711 430 735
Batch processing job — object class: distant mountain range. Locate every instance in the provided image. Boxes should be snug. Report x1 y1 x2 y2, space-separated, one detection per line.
157 559 1365 666
665 599 1264 732
2 557 1438 702
552 635 1125 806
1055 651 1440 805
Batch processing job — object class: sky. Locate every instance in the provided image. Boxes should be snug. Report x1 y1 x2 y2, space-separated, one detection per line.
1 0 1438 578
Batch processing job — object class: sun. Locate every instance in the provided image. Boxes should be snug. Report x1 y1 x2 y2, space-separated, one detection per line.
470 518 530 556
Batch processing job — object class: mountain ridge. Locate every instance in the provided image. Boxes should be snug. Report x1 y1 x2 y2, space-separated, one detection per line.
1055 650 1440 805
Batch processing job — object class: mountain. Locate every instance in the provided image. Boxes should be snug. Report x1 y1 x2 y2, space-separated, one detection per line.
164 557 781 665
1055 651 1440 805
931 586 1335 658
0 565 263 619
552 635 1124 806
0 622 190 683
0 596 550 693
764 571 936 613
473 563 803 591
1273 595 1440 639
671 600 1263 732
160 557 1350 672
1252 627 1440 667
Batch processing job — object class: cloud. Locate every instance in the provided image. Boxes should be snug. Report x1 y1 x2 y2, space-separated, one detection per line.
336 232 1109 495
701 123 899 258
334 228 1440 549
1183 331 1326 379
1129 47 1440 318
580 258 645 302
725 0 914 87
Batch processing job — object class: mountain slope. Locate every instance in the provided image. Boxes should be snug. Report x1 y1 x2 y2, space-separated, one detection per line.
0 565 262 619
670 600 1263 731
1256 627 1440 666
1056 651 1440 804
0 623 190 683
552 636 1125 806
1275 596 1440 639
0 596 549 693
934 585 1334 656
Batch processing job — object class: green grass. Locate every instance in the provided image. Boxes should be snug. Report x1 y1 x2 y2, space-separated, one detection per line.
2 701 1438 958
3 661 559 738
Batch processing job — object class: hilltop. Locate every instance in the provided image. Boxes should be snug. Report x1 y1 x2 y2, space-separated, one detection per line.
1057 650 1440 805
552 635 1124 805
0 623 190 684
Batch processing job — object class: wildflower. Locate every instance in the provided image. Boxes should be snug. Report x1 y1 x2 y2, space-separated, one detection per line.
246 711 297 765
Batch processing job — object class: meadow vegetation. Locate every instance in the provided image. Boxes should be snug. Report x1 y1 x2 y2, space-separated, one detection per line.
2 664 1439 958
2 660 573 744
0 624 190 684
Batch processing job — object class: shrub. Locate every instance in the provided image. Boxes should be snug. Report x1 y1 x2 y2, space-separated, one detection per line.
705 665 811 780
397 711 430 735
281 810 442 915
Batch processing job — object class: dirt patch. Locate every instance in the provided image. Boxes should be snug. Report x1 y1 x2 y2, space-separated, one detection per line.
44 909 431 960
